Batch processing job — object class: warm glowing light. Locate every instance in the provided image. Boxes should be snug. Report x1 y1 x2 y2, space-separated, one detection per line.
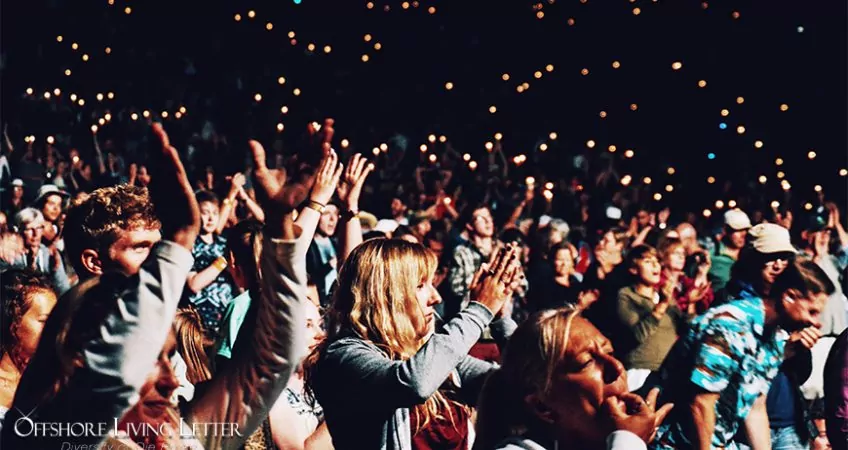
78 99 85 106
698 80 707 88
707 176 716 184
143 110 150 118
428 134 437 143
540 143 548 151
840 169 848 177
536 11 545 19
372 147 380 156
234 13 242 21
775 158 784 166
254 93 262 102
671 61 682 70
366 2 374 9
65 69 72 76
808 151 816 159
131 113 139 121
463 153 471 161
82 54 89 61
53 88 61 96
485 142 494 151
46 136 55 145
43 92 51 100
720 109 729 116
502 73 510 81
667 167 675 175
770 201 780 209
545 64 554 72
643 177 652 185
736 96 744 104
489 105 497 114
814 185 822 192
96 93 104 101
293 88 301 96
307 43 316 52
805 203 813 210
104 113 112 121
266 22 274 30
599 111 607 118
439 135 447 143
732 11 740 19
621 175 632 186
758 175 767 184
736 125 746 134
361 54 370 62
630 103 638 111
608 145 617 153
703 209 712 217
567 18 575 26
248 10 256 18
586 140 596 148
653 193 663 201
665 185 674 192
57 35 63 42
612 61 621 69
549 132 558 140
161 111 168 119
72 42 79 50
445 82 454 90
468 161 478 170
380 143 389 151
91 125 98 133
419 144 428 152
780 104 789 112
324 45 332 54
124 6 131 14
494 132 503 141
374 43 382 50
105 47 111 54
715 200 725 209
534 71 543 79
581 68 589 76
633 7 641 15
428 154 437 163
288 31 296 38
754 140 763 149
624 149 635 158
545 182 554 190
340 139 350 149
428 6 436 14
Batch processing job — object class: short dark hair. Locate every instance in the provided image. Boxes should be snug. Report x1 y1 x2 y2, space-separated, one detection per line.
771 259 835 299
195 190 220 206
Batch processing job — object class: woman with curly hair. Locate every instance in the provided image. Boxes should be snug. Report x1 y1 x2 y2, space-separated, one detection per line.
0 269 58 430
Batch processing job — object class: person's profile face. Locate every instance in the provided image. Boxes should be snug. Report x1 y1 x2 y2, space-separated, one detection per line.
779 289 826 332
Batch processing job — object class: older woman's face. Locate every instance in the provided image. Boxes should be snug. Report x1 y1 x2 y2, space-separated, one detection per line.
533 318 627 445
553 248 574 277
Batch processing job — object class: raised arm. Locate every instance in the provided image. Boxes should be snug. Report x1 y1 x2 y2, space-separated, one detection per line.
295 148 343 255
186 139 308 450
335 153 373 264
217 173 246 233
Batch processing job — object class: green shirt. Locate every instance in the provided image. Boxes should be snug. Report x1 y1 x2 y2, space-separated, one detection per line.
615 286 687 371
217 290 252 359
709 242 737 292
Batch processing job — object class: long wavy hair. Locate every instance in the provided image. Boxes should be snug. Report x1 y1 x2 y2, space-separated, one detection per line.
313 238 460 432
173 307 213 384
473 306 583 450
1 269 56 370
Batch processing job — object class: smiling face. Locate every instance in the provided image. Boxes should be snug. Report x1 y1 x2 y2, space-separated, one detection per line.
42 194 64 222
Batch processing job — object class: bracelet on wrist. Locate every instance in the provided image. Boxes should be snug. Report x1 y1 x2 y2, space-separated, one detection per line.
341 209 360 221
305 200 326 214
212 256 228 271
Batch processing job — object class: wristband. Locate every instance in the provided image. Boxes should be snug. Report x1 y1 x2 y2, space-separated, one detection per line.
305 200 326 214
212 256 228 271
342 209 360 221
222 198 235 207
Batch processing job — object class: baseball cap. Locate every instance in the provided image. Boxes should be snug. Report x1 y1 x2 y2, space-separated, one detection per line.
374 219 399 234
11 179 24 187
724 209 752 231
749 223 797 255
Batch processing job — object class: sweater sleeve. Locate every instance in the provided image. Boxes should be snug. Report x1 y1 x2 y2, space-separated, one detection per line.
186 236 307 450
316 302 495 410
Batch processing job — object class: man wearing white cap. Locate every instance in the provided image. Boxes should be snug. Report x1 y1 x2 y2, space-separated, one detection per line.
34 184 70 249
709 208 753 292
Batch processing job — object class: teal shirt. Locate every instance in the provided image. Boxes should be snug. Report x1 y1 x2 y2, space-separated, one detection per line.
708 242 736 292
217 290 252 359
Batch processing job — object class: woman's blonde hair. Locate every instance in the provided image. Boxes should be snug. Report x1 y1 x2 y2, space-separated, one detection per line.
473 306 583 450
319 238 460 432
173 307 212 384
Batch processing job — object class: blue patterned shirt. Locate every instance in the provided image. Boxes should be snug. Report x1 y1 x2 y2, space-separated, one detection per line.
652 292 788 450
187 234 235 331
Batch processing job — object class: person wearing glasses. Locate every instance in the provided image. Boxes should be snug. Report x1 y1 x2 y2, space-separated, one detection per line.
0 207 71 295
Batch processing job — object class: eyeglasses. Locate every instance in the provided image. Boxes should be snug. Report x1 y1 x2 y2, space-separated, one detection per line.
764 257 790 268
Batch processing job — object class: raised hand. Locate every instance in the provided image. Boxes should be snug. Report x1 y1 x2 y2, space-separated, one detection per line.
0 233 25 264
309 149 344 206
150 123 200 250
336 153 374 210
469 244 522 315
307 118 335 156
249 140 308 239
602 388 674 444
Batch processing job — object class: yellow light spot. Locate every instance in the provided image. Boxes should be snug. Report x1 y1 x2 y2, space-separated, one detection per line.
124 6 131 14
324 45 332 53
46 136 54 145
43 92 51 100
234 13 242 21
643 177 652 184
91 125 98 133
280 106 289 114
374 42 382 50
429 154 438 163
288 31 296 38
633 7 641 15
463 153 471 161
420 144 428 152
707 176 716 184
715 200 724 209
82 54 89 61
545 182 554 190
78 99 85 106
248 10 256 18
781 181 791 191
540 143 549 151
703 209 712 218
653 193 663 201
254 93 262 101
445 82 454 90
372 147 380 156
293 88 301 96
439 135 447 143
780 103 789 112
546 64 554 72
808 151 816 159
698 80 707 88
777 171 785 179
468 161 478 170
367 2 374 9
175 112 183 119
53 88 61 96
105 47 111 54
720 109 729 116
70 94 77 101
621 175 632 186
104 113 112 122
485 142 494 151
805 203 813 210
549 132 558 140
143 110 150 118
581 68 589 76
599 111 607 118
536 11 545 19
567 18 575 26
71 42 79 50
266 22 274 30
665 185 674 192
754 140 763 149
516 85 525 93
380 143 388 151
361 54 370 62
534 71 543 79
671 61 683 70
758 175 767 184
98 118 105 126
65 69 72 76
630 103 638 111
728 200 738 208
624 150 635 158
612 61 621 69
840 169 848 176
770 201 780 209
428 6 436 14
667 167 675 175
277 123 285 132
736 125 746 134
428 134 437 143
814 185 822 192
402 1 410 9
161 111 168 119
494 132 503 141
56 35 63 42
502 73 510 81
307 43 316 52
96 93 104 101
586 140 596 148
775 158 784 166
131 113 138 121
736 96 744 104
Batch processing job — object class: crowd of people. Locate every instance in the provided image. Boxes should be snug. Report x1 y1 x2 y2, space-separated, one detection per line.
0 116 846 450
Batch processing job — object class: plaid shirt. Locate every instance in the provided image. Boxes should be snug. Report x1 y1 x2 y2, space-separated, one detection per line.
447 242 489 310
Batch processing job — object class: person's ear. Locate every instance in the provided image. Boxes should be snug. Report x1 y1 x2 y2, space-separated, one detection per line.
80 249 103 276
524 393 556 425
